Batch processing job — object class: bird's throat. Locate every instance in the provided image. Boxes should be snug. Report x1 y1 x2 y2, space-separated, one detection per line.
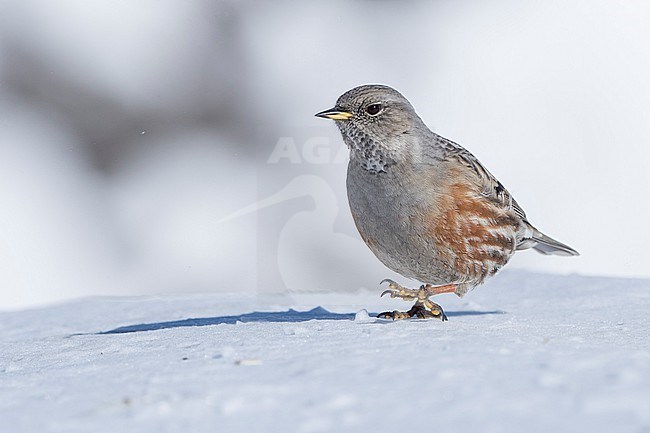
341 129 394 174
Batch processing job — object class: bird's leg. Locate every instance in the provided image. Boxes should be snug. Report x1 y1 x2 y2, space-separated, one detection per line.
423 283 457 296
377 279 453 321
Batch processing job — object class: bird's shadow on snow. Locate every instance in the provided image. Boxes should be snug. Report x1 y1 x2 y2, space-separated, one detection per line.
90 307 505 335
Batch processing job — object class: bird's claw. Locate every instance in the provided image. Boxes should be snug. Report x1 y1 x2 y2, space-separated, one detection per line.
380 279 400 296
378 279 418 300
376 304 448 321
377 310 411 320
380 278 398 286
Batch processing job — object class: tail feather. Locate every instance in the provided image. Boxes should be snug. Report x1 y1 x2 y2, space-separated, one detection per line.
530 231 579 257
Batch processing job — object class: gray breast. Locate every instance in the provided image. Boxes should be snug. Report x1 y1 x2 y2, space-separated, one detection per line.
346 161 459 285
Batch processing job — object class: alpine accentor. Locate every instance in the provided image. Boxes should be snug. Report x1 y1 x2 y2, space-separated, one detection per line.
316 84 578 321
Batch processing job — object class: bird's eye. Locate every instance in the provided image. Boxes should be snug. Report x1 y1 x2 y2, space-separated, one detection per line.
366 103 382 116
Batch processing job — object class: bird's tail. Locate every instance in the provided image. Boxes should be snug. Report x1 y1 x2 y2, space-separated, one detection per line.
529 230 579 256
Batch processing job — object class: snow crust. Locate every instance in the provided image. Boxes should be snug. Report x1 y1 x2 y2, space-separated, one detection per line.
1 271 649 432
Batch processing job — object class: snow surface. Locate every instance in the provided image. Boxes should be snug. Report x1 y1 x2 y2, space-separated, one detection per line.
1 271 649 433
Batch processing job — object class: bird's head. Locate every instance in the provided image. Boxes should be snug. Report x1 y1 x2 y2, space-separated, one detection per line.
315 84 424 148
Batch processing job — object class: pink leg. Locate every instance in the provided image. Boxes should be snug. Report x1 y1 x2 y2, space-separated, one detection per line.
424 283 457 296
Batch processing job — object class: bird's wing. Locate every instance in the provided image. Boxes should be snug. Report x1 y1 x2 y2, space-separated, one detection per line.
421 134 579 257
430 134 528 221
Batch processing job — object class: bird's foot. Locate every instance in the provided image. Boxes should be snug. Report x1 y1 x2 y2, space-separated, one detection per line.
380 278 420 300
410 301 448 321
378 279 451 321
377 301 448 321
380 279 457 300
376 310 411 320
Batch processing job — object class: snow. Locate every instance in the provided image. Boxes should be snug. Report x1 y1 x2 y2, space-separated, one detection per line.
353 309 371 323
1 271 649 433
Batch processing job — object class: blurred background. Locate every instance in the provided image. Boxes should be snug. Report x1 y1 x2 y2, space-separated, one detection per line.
1 0 649 310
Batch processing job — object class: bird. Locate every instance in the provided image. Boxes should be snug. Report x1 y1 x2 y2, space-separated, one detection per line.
315 84 579 321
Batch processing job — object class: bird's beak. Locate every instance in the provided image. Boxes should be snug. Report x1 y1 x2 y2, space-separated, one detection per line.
314 108 353 121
